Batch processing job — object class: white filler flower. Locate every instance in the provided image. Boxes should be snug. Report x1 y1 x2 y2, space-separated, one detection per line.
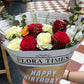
37 33 53 50
66 25 76 41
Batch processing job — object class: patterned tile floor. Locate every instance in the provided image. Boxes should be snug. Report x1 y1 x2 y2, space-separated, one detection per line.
26 0 84 14
23 39 84 84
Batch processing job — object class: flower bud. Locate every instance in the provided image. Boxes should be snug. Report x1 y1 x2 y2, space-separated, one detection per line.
73 15 78 22
74 31 83 41
82 21 84 24
77 21 84 32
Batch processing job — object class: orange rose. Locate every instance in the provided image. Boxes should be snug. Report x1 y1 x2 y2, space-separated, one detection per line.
21 25 29 36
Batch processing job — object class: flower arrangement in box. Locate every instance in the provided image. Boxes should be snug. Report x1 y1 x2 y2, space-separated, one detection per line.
3 3 84 51
0 2 84 84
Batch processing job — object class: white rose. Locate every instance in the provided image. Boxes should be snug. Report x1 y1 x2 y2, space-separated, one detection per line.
42 24 53 35
37 33 53 50
7 38 22 51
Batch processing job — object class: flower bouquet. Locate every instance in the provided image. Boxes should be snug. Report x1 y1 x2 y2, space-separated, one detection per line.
0 2 84 84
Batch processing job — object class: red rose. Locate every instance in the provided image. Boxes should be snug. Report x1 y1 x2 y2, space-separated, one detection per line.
53 20 67 33
51 31 70 49
28 24 43 37
20 36 37 51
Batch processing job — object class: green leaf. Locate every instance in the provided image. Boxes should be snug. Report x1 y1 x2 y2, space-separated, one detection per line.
69 15 74 21
22 15 26 19
8 19 13 23
21 19 25 23
82 21 84 24
21 19 26 27
63 19 70 24
12 34 16 39
21 23 26 28
68 2 82 25
79 2 82 4
13 20 20 26
49 22 53 25
65 42 75 48
2 10 20 26
70 8 74 13
19 13 22 16
74 3 79 7
20 14 27 27
8 15 14 20
82 30 84 34
74 7 81 11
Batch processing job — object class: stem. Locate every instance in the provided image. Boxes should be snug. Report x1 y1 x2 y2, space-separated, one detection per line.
72 31 77 42
29 5 38 24
45 13 49 24
34 13 38 24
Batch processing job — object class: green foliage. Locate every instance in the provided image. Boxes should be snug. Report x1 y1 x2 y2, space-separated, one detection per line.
70 8 74 13
79 2 82 4
49 21 53 25
63 2 82 25
63 19 70 24
3 11 27 27
20 14 27 27
12 34 16 39
64 2 84 47
65 42 76 48
13 20 20 26
3 10 20 26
